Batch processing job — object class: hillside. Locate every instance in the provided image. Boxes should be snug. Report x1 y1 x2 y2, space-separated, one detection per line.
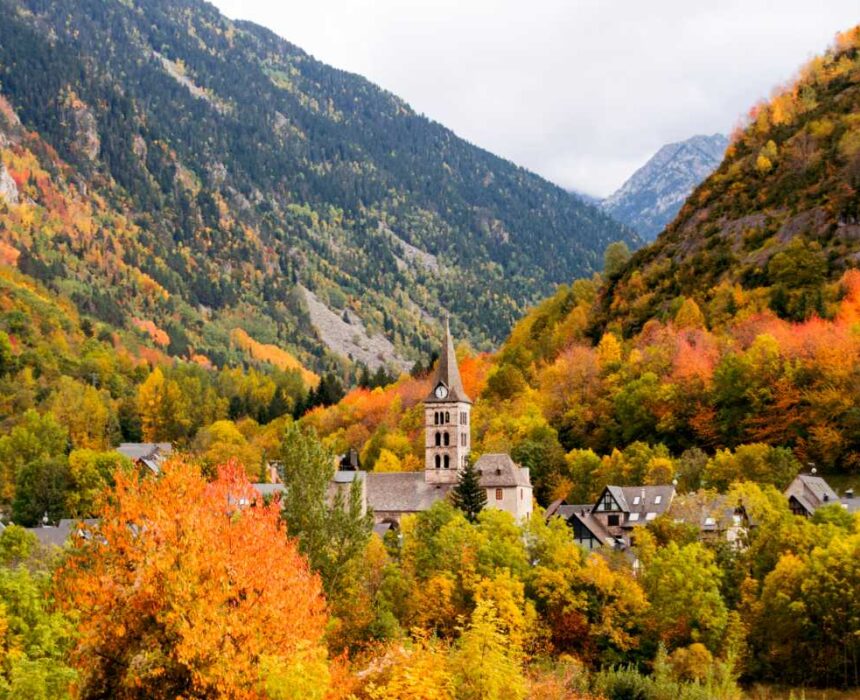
0 0 636 373
601 31 860 335
601 133 728 241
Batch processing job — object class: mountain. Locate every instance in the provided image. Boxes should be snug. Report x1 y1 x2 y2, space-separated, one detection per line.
600 28 860 336
601 133 728 240
0 0 637 374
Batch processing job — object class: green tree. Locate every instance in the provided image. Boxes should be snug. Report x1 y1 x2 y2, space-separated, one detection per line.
279 422 372 595
603 241 631 279
65 450 132 519
642 541 728 652
0 410 68 507
451 459 487 522
0 526 76 698
12 456 71 527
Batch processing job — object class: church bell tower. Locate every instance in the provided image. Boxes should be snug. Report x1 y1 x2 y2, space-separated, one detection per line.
425 318 472 485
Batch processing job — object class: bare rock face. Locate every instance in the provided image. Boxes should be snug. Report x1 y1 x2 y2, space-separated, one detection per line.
0 164 19 205
63 89 101 162
300 286 411 372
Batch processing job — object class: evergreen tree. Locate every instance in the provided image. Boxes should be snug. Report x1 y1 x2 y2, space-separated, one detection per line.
451 459 487 522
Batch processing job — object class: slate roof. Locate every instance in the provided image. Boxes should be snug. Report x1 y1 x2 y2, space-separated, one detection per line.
841 497 860 514
117 442 173 474
475 454 531 487
784 474 840 514
365 472 451 513
26 518 98 548
425 317 471 404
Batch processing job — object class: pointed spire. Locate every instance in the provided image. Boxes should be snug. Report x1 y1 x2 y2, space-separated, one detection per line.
427 316 471 403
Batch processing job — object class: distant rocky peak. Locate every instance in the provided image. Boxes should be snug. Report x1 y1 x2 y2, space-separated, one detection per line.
601 133 728 241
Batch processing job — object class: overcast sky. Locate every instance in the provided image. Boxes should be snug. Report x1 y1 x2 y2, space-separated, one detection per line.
211 0 857 197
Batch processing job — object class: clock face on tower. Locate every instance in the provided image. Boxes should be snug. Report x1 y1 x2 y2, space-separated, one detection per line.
434 384 449 399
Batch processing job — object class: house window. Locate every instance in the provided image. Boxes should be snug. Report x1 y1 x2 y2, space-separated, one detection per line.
443 432 450 446
444 455 450 469
460 412 467 425
461 433 467 446
598 492 616 512
495 488 503 500
608 514 620 526
632 496 640 505
654 495 662 505
435 455 441 469
628 513 639 522
445 411 450 423
520 488 523 500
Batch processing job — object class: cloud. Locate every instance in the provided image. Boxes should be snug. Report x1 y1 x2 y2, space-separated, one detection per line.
212 0 858 196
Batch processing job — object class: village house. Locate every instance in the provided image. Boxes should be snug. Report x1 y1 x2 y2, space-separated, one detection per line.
547 484 676 550
117 442 173 475
546 484 753 552
784 472 859 517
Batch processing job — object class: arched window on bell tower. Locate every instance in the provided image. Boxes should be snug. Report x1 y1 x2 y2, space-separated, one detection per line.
435 432 441 446
443 432 450 446
435 455 441 469
444 455 450 469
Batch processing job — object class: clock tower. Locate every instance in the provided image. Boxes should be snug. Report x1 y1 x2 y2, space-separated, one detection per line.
424 318 472 485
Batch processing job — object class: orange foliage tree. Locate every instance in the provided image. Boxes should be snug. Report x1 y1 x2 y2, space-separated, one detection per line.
55 459 331 699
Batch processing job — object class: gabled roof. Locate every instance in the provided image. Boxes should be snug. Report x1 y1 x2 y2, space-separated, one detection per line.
475 454 531 487
118 443 173 474
425 317 471 404
784 474 839 513
593 485 675 518
557 504 613 546
117 442 172 460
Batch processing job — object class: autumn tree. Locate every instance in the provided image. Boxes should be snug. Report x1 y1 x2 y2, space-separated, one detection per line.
449 599 527 700
55 459 331 699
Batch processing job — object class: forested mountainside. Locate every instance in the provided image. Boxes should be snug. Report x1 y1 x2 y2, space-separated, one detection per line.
0 0 635 373
308 27 860 501
599 32 860 335
601 134 728 240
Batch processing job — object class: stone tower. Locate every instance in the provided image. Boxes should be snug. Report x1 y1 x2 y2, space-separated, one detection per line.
424 318 472 485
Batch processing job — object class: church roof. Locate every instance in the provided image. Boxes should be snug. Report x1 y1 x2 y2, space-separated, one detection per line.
426 317 471 404
475 454 531 487
365 472 452 513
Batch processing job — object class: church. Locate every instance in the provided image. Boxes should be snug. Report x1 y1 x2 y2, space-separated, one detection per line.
354 320 534 526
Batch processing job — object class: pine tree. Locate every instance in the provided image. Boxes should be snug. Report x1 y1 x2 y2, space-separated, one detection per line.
451 459 486 522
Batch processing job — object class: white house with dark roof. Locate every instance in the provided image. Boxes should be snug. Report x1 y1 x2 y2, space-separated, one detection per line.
549 484 676 550
361 319 533 525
